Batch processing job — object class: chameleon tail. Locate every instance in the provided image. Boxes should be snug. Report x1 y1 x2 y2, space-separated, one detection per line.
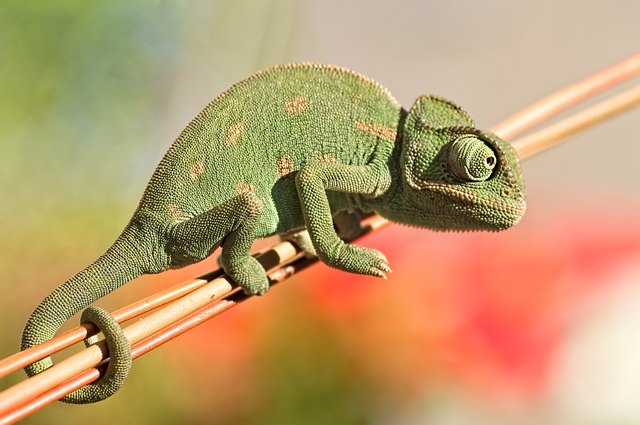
20 226 147 403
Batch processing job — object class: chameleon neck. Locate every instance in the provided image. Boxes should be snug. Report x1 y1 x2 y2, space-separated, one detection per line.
20 226 147 376
357 137 404 216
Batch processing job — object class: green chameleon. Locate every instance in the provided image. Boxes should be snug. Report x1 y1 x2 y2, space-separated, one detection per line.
21 63 525 404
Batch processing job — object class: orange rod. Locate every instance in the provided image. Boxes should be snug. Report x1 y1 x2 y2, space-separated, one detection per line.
493 52 640 140
512 84 640 158
0 277 212 378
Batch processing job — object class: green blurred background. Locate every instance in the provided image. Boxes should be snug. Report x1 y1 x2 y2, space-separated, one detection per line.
1 1 639 424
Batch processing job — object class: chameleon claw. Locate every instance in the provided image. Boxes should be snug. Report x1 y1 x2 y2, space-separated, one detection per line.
377 262 392 274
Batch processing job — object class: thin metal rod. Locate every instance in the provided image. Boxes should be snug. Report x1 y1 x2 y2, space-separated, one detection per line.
0 278 213 378
492 52 640 140
512 84 640 158
0 369 99 424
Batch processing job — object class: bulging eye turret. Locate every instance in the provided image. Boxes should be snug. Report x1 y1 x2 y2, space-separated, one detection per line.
448 136 496 182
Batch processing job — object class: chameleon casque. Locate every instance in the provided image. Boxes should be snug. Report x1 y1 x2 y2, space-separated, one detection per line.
21 63 526 404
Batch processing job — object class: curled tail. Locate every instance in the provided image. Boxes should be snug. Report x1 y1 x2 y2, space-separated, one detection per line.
21 227 147 403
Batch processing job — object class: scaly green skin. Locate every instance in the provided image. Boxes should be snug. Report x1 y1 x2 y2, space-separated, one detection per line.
21 63 526 404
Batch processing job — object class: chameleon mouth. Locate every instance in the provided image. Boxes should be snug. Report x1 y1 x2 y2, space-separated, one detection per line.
422 182 525 211
494 200 526 227
490 198 526 217
471 198 526 229
420 181 526 229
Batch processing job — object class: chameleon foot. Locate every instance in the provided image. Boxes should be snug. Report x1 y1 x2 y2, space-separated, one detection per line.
322 243 391 278
223 256 270 295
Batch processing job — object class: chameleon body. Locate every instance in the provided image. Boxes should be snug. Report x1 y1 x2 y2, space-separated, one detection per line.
21 63 525 403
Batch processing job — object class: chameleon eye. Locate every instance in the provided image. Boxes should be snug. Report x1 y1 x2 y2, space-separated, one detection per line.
448 136 497 182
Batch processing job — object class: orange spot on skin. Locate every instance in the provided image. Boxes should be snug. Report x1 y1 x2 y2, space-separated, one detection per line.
168 204 184 221
226 122 245 145
189 159 205 181
355 120 397 142
284 96 309 116
276 155 294 177
235 181 256 194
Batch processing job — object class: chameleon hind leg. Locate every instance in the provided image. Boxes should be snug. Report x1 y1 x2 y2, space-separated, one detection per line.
169 191 269 295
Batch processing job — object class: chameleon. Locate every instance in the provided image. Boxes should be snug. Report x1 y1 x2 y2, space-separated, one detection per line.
20 63 526 404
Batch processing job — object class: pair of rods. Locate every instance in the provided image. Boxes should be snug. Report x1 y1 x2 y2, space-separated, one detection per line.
1 52 640 424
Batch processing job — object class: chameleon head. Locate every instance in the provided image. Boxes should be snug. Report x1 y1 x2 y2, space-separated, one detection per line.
398 95 526 231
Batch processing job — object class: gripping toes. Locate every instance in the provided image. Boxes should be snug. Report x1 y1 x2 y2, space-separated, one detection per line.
323 242 391 278
224 256 270 295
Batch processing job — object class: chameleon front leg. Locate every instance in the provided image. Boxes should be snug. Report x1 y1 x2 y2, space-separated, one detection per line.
169 191 269 295
295 161 391 277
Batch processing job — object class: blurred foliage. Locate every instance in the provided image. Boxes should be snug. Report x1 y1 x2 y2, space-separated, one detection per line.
0 0 181 213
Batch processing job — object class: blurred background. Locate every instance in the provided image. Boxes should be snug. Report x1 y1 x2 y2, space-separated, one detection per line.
1 1 639 424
